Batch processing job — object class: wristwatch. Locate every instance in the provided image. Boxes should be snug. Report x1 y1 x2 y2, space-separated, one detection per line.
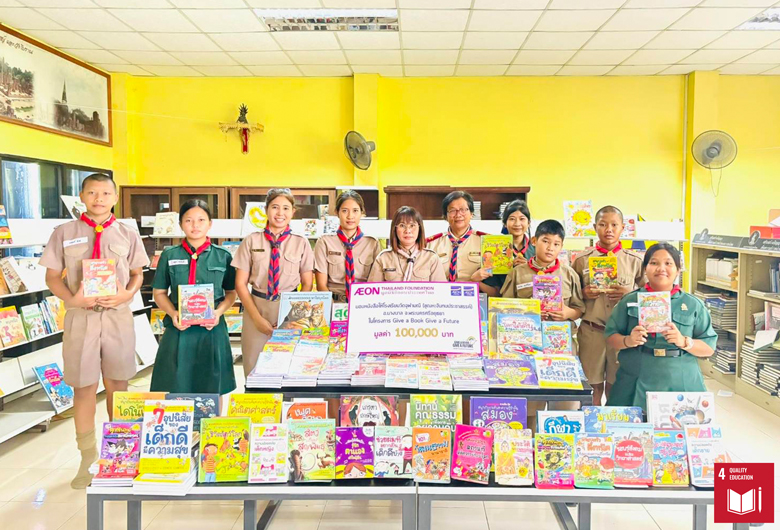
682 336 693 351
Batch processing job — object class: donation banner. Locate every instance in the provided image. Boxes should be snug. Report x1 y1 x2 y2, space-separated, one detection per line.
346 282 482 355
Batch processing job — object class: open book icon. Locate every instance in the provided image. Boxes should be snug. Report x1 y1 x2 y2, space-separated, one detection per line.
728 488 762 515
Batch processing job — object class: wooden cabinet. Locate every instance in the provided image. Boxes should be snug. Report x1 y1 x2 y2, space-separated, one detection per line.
229 187 335 220
383 186 530 220
172 187 228 219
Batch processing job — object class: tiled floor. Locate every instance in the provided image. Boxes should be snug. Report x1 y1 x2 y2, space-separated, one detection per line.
1 367 778 530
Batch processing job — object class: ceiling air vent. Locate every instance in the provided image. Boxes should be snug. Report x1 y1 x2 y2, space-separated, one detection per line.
737 8 780 30
255 9 399 32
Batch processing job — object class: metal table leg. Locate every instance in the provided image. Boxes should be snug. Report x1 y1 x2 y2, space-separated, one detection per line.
692 504 706 530
127 500 142 530
401 494 416 530
255 499 281 530
87 494 104 530
417 497 432 530
550 502 578 530
578 502 592 530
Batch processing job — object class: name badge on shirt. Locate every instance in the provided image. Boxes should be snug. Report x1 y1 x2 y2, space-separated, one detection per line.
63 237 88 248
469 251 480 256
384 268 397 272
517 282 533 290
251 248 265 253
169 259 188 266
627 302 639 307
328 251 342 256
438 252 447 257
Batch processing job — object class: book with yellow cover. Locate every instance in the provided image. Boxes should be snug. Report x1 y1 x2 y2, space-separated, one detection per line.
113 391 167 421
227 393 283 424
588 256 619 291
487 298 541 353
0 306 27 347
481 235 513 275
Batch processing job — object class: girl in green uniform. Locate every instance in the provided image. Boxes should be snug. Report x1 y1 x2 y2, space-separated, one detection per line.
150 199 237 395
605 243 717 410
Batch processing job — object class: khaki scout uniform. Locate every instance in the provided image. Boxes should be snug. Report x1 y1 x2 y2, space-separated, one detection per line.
231 232 314 375
367 249 446 282
39 219 149 388
572 248 644 385
313 234 381 301
426 230 486 282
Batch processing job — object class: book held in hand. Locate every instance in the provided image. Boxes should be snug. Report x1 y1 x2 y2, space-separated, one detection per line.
638 291 671 333
533 275 563 312
178 284 215 326
82 259 118 297
481 235 513 275
588 255 619 291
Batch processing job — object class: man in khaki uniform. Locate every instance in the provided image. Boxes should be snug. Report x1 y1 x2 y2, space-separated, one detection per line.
572 206 644 406
426 191 487 285
314 233 381 301
232 229 314 376
41 174 148 489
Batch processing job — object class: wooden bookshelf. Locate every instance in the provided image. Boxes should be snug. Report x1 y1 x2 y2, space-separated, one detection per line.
691 242 780 417
383 186 530 220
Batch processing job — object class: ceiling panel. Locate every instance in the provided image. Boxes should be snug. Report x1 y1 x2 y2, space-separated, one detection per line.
505 64 561 75
468 10 543 31
523 31 594 50
602 8 688 31
400 9 470 31
535 9 616 31
462 31 527 49
400 31 464 49
143 32 221 52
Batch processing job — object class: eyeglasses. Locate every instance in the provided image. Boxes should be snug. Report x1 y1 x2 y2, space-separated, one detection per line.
447 208 471 216
397 223 419 232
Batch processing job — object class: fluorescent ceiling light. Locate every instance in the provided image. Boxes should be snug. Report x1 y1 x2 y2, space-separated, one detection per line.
254 8 398 32
737 8 780 30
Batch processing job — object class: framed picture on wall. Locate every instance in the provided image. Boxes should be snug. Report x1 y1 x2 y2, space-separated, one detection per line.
0 23 111 146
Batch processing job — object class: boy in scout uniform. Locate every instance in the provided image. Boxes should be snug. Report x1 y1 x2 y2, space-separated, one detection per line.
314 190 381 302
232 189 314 376
572 206 644 406
41 174 148 489
426 191 489 287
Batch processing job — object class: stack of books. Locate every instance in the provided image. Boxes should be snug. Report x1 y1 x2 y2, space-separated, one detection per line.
283 339 328 387
450 367 489 392
712 338 737 375
418 358 453 391
473 201 482 220
759 362 780 395
351 354 387 385
317 353 359 386
739 339 759 385
246 330 301 388
133 465 197 496
385 357 419 388
706 295 737 331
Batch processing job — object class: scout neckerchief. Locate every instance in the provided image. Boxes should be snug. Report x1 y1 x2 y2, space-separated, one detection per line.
264 227 292 301
645 283 681 297
513 234 530 258
337 227 363 301
595 241 623 255
447 226 473 282
182 238 211 284
80 213 116 259
397 247 420 282
528 256 560 275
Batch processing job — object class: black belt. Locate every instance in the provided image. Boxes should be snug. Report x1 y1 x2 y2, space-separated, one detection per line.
582 320 606 331
639 345 683 357
251 288 269 300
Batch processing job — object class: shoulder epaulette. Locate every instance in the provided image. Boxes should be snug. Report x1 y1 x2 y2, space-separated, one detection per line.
426 233 444 244
475 231 488 237
421 248 438 255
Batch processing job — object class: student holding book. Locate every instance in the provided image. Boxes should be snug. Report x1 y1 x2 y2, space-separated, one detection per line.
149 199 237 396
314 190 381 302
482 199 535 296
232 188 314 376
368 206 446 283
40 174 149 489
573 206 644 406
606 243 717 409
426 191 491 290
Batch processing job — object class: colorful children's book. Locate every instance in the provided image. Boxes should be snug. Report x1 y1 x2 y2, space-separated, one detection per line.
652 430 689 487
535 355 583 390
336 426 375 479
637 291 671 333
340 395 399 427
496 312 542 355
178 284 215 326
139 399 194 475
494 428 534 486
277 292 333 330
82 259 117 297
487 298 540 351
374 426 413 478
607 422 654 488
385 358 419 389
33 363 73 414
288 419 336 482
451 424 493 485
533 275 563 312
283 400 328 422
537 411 585 434
153 212 180 236
165 393 218 431
0 306 28 346
469 397 528 430
481 235 513 275
582 406 644 433
646 392 714 430
542 321 573 355
0 257 27 293
588 255 619 291
45 296 66 331
113 392 167 421
0 205 12 245
20 304 47 340
563 200 596 238
96 422 142 480
410 394 462 430
574 433 614 489
198 417 251 483
150 309 166 335
248 424 289 484
484 358 539 389
684 424 727 488
412 426 452 483
331 303 349 324
227 393 283 424
534 433 575 489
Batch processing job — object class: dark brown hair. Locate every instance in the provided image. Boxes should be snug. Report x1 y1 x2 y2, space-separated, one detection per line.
265 188 295 209
390 206 425 252
81 173 116 192
643 242 681 271
179 199 212 221
335 190 366 214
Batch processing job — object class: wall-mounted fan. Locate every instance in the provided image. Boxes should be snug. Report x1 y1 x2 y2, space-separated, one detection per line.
691 130 738 197
344 131 376 170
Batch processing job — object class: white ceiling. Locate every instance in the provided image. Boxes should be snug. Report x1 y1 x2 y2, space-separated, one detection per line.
3 0 780 76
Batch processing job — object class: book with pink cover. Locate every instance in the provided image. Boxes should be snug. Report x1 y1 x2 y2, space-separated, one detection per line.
638 292 671 333
450 424 493 485
533 275 563 312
